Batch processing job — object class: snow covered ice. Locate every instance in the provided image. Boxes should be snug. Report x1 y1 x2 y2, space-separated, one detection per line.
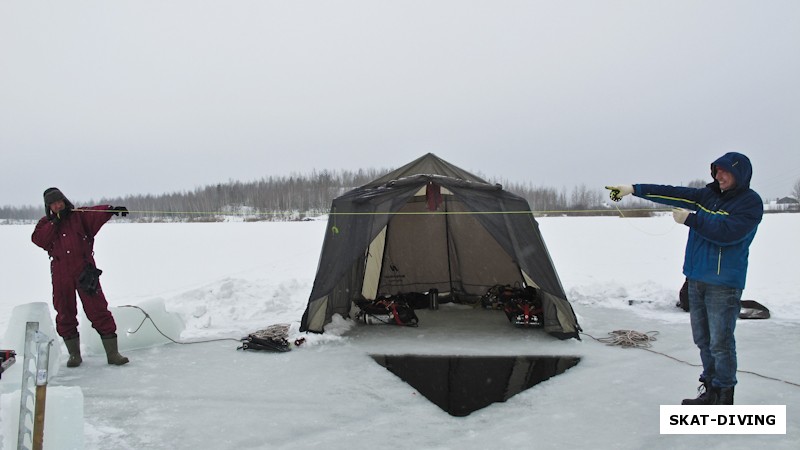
0 216 798 449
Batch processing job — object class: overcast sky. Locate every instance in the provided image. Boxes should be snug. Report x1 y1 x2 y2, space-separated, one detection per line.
2 1 798 207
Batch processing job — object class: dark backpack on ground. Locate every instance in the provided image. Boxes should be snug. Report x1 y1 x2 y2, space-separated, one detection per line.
355 297 419 326
739 300 770 319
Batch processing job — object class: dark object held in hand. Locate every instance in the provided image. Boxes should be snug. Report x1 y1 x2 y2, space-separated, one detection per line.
110 206 129 217
78 264 103 294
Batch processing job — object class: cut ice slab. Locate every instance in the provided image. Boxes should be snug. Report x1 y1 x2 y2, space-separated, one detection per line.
79 298 185 356
0 386 84 450
0 302 61 392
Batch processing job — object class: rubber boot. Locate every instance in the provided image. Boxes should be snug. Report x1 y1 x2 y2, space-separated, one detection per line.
681 381 718 405
63 335 82 368
716 387 735 405
100 333 129 366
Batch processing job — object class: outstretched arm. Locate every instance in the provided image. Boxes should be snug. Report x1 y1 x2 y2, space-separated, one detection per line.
74 205 115 236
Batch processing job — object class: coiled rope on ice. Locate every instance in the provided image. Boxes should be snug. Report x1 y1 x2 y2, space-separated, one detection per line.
592 329 659 348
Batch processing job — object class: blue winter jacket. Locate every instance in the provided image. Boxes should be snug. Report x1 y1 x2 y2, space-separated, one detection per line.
633 152 762 289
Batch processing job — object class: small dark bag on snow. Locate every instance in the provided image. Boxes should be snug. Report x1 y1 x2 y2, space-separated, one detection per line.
239 324 291 352
78 264 103 294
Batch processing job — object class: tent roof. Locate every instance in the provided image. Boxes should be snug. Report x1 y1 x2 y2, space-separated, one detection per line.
363 153 488 188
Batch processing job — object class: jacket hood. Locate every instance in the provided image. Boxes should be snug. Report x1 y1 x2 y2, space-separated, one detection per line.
710 152 753 192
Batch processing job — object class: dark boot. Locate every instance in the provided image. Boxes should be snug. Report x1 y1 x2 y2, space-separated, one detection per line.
716 387 735 405
100 333 129 366
63 335 82 368
681 381 719 405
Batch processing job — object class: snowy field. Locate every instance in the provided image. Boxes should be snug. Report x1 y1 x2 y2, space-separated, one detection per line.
1 214 798 449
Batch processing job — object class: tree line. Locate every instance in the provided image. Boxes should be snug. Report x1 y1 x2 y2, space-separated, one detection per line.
0 169 677 223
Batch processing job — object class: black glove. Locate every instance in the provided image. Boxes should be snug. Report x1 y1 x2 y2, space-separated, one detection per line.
110 206 129 217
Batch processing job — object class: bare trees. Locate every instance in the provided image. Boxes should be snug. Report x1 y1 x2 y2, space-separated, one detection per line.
688 179 707 188
15 172 800 223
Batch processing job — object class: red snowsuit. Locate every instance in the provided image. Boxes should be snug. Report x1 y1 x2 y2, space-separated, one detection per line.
32 205 118 338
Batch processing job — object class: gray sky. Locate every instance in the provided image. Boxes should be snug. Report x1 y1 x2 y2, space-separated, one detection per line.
2 1 799 207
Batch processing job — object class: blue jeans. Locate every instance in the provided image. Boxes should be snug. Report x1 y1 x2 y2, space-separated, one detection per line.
688 280 742 388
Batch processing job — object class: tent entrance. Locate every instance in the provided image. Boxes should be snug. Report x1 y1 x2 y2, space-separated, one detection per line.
363 193 524 302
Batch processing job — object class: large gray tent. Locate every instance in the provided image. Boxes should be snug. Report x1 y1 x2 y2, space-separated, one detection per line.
300 154 580 339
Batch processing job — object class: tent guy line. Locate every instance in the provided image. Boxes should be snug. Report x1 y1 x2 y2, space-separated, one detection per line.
119 305 240 345
580 330 800 389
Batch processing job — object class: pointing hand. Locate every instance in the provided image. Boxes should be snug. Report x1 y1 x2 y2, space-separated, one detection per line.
605 185 633 202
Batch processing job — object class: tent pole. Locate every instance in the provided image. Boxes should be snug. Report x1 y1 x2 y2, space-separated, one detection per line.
443 195 455 297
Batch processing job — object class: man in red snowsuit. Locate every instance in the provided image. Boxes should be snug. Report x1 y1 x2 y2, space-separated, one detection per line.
32 187 130 367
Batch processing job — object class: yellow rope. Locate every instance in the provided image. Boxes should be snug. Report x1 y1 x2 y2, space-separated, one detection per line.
74 207 671 216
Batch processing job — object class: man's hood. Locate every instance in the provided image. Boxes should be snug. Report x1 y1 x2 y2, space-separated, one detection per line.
710 152 753 192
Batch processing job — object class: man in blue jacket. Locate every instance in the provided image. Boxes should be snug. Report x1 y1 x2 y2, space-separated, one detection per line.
607 152 762 405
